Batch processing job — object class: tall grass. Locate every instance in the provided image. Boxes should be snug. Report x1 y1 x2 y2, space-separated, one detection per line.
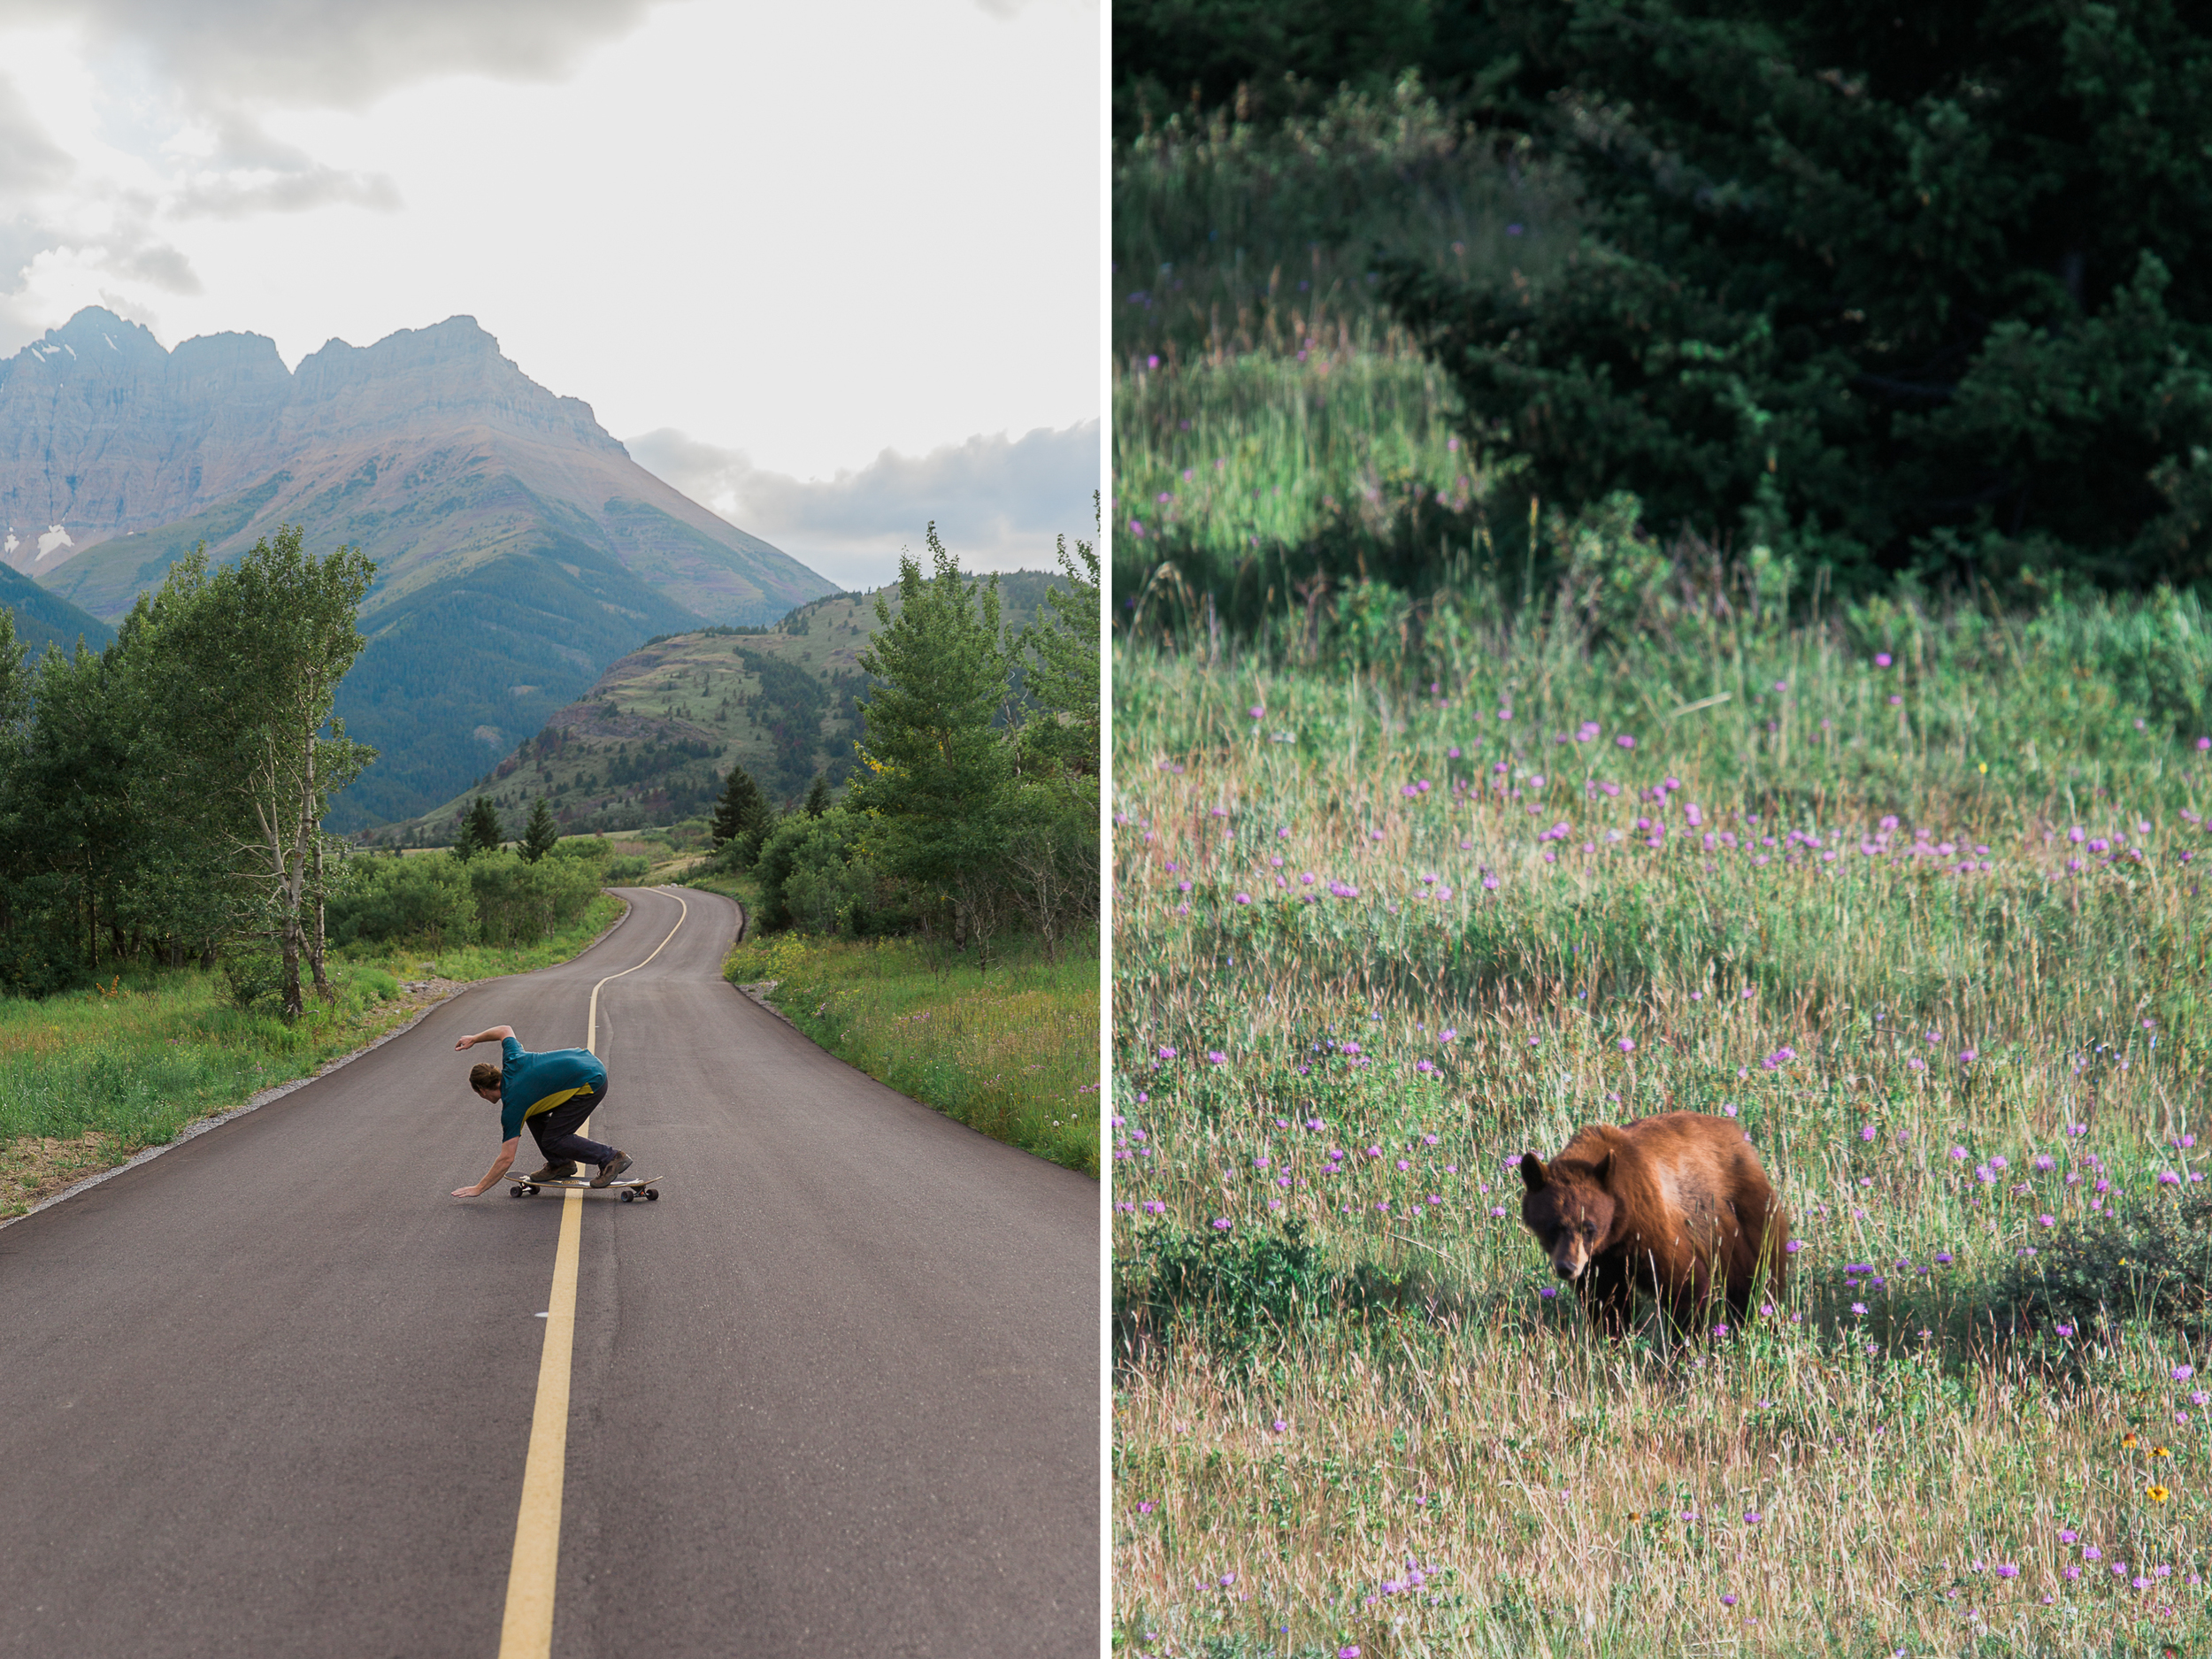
1112 615 2212 1655
729 931 1100 1177
1113 74 1585 621
1115 75 1575 368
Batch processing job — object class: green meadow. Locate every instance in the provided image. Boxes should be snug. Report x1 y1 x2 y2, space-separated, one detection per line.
1112 599 2212 1655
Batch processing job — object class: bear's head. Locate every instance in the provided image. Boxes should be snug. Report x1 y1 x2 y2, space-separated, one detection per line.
1518 1148 1618 1282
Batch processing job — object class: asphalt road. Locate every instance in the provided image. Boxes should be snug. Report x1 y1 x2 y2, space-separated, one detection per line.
0 887 1099 1657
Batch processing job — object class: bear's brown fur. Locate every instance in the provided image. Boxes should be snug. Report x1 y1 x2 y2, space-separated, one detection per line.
1518 1112 1787 1336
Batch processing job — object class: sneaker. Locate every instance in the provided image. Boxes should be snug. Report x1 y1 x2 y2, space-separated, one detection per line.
591 1152 633 1188
525 1161 579 1180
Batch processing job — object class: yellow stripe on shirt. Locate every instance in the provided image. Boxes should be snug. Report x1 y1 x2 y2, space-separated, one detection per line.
521 1086 589 1121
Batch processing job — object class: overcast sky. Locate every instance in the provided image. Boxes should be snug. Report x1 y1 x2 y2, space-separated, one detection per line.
0 0 1100 586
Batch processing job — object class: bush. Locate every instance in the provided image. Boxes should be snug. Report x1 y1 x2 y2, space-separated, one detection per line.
463 851 605 947
604 854 651 884
752 806 909 936
1117 1219 1333 1363
327 847 610 949
220 951 287 1013
326 855 477 950
1989 1192 2212 1346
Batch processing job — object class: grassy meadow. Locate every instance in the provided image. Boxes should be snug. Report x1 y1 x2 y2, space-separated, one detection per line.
0 891 626 1218
726 928 1101 1178
1111 612 2212 1655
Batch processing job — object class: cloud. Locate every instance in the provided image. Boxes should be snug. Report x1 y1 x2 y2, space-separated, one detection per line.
113 242 198 292
627 421 1101 592
0 75 72 189
0 0 660 110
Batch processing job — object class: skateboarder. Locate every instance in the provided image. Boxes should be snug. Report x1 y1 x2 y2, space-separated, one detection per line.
449 1023 634 1197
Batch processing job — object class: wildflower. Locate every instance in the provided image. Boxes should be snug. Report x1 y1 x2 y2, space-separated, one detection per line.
1618 1038 1636 1053
2177 1364 2195 1382
2085 1546 2103 1561
1996 1564 2018 1578
1206 1050 1227 1065
1211 1217 1232 1231
1876 653 1893 667
2060 1529 2078 1544
1720 1594 1738 1607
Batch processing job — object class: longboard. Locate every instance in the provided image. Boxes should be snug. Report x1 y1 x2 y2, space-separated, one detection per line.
506 1173 663 1202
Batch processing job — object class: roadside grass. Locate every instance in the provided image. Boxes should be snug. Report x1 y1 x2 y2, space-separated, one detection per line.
1112 629 2212 1655
0 891 627 1218
679 864 759 915
726 929 1100 1179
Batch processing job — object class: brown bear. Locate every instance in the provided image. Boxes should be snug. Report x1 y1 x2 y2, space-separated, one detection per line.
1518 1111 1788 1336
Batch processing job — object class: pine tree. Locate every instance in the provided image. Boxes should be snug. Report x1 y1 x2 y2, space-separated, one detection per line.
1381 2 2212 591
849 525 1012 950
457 796 503 860
1015 508 1101 779
710 763 772 849
802 773 831 818
521 796 559 863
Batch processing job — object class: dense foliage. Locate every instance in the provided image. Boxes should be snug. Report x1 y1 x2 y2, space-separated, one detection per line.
0 527 373 1013
718 526 1102 960
1117 1 2212 615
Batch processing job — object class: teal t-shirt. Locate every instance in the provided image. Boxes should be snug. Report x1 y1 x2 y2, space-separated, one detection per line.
498 1036 606 1141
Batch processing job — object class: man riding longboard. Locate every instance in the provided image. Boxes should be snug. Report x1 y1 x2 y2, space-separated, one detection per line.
450 1024 634 1198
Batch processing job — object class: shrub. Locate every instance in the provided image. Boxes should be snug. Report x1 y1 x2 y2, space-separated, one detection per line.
463 851 604 947
220 951 288 1014
1989 1192 2212 1346
1117 1219 1333 1363
326 855 477 950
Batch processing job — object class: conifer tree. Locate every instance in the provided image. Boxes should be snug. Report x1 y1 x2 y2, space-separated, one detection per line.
457 796 503 860
849 525 1011 950
710 763 772 849
521 796 559 863
1381 2 2212 590
802 773 831 818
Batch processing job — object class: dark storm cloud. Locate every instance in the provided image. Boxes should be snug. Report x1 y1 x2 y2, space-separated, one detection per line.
0 0 660 108
626 422 1101 567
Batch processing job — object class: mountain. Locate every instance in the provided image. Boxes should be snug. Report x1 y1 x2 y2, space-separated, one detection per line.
1 306 839 827
0 562 113 655
365 572 1069 847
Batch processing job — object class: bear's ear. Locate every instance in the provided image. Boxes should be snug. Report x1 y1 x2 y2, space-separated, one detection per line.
1518 1152 1547 1192
1593 1148 1615 1187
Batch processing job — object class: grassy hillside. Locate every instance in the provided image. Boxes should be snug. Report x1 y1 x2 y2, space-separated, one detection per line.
361 570 1068 847
0 562 113 654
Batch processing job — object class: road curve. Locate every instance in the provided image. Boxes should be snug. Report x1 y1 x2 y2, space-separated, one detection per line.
0 887 1098 1657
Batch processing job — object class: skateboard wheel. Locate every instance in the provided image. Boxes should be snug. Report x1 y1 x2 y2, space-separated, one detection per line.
645 1188 659 1201
620 1190 635 1202
509 1186 524 1197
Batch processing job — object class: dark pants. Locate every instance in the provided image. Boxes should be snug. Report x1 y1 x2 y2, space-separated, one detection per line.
526 1083 617 1169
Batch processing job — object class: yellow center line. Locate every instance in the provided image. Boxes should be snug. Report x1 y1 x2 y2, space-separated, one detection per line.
496 891 689 1658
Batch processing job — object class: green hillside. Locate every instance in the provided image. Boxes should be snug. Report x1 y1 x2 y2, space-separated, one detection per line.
362 571 1065 847
0 562 114 654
